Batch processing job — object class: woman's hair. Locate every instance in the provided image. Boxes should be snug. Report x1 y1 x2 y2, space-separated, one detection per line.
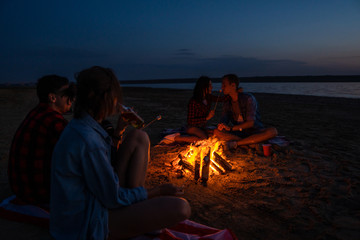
36 75 69 103
74 66 122 121
192 76 211 102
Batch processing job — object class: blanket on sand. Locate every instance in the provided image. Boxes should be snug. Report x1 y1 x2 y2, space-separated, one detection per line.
0 195 237 240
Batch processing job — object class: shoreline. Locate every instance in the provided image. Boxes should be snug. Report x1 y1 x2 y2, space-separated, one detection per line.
2 74 360 88
122 82 360 99
123 86 360 100
2 80 360 100
121 75 360 84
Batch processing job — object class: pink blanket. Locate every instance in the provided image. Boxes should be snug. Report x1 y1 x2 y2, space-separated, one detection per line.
0 195 237 240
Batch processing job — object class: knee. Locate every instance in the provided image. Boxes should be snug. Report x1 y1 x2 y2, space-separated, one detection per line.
132 129 150 146
186 126 196 135
174 198 191 221
187 127 207 139
162 197 191 222
268 127 278 138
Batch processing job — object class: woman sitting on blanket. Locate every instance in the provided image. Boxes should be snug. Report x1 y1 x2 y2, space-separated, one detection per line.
50 66 191 240
174 76 229 143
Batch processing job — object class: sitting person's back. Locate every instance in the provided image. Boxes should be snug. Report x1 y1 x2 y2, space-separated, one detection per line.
8 75 75 206
50 66 190 239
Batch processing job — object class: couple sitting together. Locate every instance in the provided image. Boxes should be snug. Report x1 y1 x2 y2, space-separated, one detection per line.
174 74 278 149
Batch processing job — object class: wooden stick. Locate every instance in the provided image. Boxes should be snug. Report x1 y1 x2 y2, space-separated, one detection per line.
142 115 161 129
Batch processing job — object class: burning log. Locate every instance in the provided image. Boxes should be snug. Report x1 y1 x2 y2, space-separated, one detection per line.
210 161 225 174
201 154 210 186
178 154 194 173
213 152 233 172
194 158 200 181
175 137 232 185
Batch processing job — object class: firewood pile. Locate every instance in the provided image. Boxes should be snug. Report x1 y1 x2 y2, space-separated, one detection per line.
174 137 233 186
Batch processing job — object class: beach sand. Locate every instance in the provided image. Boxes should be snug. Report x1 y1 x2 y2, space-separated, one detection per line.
0 87 359 239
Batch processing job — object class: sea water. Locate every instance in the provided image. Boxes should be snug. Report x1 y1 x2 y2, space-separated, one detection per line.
122 82 360 99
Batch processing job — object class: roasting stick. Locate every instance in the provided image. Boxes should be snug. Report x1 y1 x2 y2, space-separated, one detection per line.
142 115 162 129
213 89 222 111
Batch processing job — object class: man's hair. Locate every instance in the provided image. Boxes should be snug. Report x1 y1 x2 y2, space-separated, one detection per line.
74 66 122 121
193 76 211 102
222 74 239 88
36 75 69 103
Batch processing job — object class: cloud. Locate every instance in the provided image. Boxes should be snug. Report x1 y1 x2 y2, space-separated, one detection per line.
115 54 360 80
199 56 308 76
112 55 314 80
174 49 196 56
326 56 360 60
1 48 359 83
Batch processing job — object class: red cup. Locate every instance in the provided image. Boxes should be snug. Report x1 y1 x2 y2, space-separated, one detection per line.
262 144 271 157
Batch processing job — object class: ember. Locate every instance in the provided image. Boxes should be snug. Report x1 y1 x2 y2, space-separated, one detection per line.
177 137 232 185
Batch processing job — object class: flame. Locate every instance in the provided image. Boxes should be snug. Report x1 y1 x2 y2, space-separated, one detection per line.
179 136 227 174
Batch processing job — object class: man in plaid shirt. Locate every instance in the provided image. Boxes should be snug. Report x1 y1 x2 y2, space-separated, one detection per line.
8 75 75 206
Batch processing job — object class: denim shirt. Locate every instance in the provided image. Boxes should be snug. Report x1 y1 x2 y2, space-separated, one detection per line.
221 92 264 130
50 113 147 240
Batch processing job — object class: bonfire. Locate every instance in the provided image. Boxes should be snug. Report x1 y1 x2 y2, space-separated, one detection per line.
175 137 233 186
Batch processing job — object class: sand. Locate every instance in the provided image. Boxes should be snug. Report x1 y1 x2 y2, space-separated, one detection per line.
0 87 359 239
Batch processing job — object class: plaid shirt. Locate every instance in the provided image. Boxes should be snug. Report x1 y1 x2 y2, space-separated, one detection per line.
187 98 210 127
187 94 228 127
8 103 68 205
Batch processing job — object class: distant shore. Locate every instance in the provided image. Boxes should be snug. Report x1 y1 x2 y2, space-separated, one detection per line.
1 75 360 87
121 75 360 84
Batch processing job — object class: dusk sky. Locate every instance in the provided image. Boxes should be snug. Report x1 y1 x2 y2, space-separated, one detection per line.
1 0 360 83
